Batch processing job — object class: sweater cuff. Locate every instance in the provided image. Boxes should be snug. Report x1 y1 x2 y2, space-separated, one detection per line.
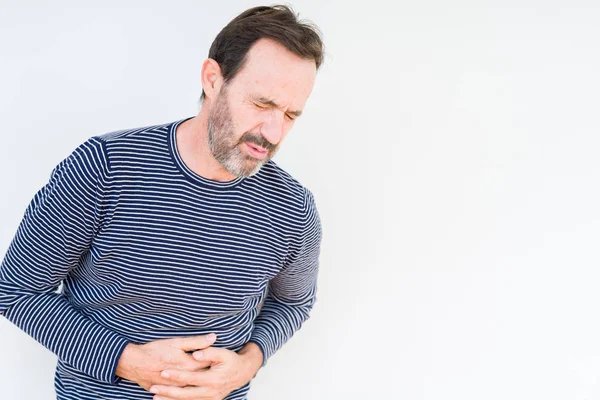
248 332 272 368
106 337 133 385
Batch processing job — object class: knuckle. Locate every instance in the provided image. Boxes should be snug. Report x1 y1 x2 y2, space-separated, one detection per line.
184 360 199 370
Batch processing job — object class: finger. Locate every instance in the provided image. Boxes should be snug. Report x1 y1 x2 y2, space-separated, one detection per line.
166 354 211 373
160 368 210 387
150 384 209 400
192 346 227 364
175 333 217 352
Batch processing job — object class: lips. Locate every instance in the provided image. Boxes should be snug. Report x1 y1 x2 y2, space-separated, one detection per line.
244 142 268 159
247 143 267 154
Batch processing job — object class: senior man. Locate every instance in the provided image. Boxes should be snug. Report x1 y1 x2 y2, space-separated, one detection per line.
0 5 324 400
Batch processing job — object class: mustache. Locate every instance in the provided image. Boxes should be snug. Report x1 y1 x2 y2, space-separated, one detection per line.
238 132 276 151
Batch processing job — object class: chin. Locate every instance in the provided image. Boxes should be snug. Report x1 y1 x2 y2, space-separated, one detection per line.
223 158 265 178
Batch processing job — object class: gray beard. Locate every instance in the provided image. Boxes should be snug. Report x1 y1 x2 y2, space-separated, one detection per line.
207 92 275 178
207 122 265 178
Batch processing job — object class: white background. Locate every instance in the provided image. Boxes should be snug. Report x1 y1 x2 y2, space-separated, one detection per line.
1 0 600 399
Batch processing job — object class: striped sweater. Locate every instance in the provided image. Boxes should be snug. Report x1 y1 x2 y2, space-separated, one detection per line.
0 116 322 400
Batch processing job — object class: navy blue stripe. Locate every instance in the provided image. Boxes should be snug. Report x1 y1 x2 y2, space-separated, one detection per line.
0 117 322 400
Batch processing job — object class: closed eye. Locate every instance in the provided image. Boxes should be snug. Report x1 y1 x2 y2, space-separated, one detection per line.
252 99 299 121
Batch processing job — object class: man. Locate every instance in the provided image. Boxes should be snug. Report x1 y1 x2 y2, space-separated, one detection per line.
0 5 324 400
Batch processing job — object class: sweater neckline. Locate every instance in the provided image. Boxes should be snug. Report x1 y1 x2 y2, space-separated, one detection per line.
167 116 245 189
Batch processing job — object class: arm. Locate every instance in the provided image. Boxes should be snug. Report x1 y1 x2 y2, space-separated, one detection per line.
140 191 322 399
0 137 131 384
248 189 322 367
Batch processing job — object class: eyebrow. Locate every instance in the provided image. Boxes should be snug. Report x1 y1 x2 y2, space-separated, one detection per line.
252 95 303 117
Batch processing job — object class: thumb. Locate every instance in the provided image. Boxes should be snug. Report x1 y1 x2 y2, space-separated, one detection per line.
176 333 217 352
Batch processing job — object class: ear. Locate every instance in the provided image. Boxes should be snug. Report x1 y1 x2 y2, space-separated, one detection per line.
201 58 223 101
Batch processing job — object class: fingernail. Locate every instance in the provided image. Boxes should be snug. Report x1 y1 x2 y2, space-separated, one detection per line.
193 351 203 359
207 333 216 341
161 370 170 378
150 386 159 394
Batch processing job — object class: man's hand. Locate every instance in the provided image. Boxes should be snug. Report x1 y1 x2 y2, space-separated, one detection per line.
115 334 218 390
148 342 264 400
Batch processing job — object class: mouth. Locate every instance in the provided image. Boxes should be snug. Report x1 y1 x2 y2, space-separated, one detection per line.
244 142 269 159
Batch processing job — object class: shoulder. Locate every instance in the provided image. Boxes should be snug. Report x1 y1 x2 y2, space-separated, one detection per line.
252 160 321 230
254 160 311 204
91 119 174 171
254 162 322 264
95 120 171 143
51 136 111 182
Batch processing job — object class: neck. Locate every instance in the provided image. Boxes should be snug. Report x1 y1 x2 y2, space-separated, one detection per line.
175 106 238 182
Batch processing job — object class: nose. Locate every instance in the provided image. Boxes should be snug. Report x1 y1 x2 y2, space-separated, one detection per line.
260 111 285 146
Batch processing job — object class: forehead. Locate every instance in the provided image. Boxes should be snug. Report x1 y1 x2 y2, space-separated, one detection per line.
229 38 317 108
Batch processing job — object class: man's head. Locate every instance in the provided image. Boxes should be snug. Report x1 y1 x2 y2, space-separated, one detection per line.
200 5 324 177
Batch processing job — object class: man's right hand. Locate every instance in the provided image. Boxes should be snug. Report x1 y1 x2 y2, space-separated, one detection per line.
115 333 217 391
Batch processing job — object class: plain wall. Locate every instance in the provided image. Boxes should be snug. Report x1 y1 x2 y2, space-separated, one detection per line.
1 0 599 398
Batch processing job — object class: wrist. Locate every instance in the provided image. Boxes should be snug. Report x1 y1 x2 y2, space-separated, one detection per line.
115 343 142 382
237 341 263 380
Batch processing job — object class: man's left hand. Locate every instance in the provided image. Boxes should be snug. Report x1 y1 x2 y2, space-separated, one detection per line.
149 344 263 400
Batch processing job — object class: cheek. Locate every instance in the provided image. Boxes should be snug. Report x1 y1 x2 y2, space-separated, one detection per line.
235 107 263 134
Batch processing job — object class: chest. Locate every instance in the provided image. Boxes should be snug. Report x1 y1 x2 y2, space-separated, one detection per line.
91 183 290 308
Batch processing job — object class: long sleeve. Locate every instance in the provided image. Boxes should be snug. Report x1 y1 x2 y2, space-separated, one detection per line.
0 137 131 384
249 189 322 367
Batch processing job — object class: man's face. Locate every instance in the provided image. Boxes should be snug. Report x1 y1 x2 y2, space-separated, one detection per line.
207 38 317 177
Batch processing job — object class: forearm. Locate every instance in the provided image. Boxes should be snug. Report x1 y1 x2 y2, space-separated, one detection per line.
237 341 264 380
1 282 130 384
0 137 131 383
248 289 316 367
